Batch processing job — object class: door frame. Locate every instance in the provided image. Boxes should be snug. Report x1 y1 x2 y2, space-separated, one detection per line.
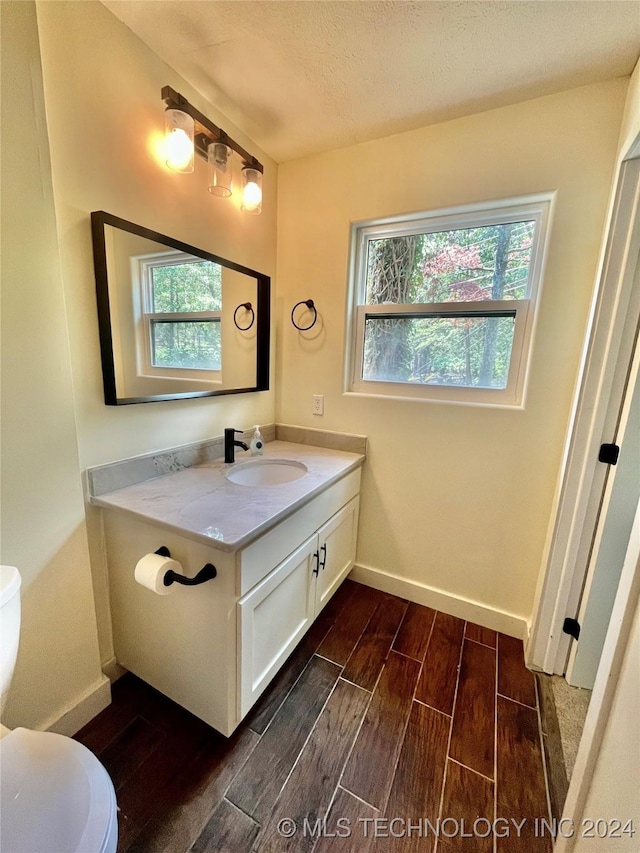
527 149 640 675
553 497 640 852
566 336 639 686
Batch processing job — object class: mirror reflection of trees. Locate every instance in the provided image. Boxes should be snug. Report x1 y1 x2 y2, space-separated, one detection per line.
150 259 222 370
151 320 221 370
363 221 534 388
151 260 222 312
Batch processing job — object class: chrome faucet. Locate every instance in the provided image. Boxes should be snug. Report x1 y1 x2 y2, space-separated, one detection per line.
224 428 249 463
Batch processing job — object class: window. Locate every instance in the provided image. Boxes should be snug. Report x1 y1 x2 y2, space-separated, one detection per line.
136 251 223 378
347 195 553 406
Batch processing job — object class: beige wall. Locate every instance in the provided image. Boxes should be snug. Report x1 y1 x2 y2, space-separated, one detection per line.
34 0 278 666
36 0 277 471
617 58 640 159
0 1 105 731
277 80 627 629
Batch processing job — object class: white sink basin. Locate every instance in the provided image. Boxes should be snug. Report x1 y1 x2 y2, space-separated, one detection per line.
226 459 308 487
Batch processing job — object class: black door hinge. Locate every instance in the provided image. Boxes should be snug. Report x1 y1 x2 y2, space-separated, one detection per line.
599 443 620 465
563 617 581 641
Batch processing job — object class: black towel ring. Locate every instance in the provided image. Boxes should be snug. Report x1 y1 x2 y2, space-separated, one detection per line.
291 299 317 331
233 302 255 331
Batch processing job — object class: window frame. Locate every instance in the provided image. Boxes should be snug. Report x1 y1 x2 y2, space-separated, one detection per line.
345 194 554 407
134 251 223 382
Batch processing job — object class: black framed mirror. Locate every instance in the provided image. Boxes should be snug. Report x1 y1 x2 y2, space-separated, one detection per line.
91 211 270 405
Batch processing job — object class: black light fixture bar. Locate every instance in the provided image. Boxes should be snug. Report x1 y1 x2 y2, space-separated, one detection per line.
161 85 263 172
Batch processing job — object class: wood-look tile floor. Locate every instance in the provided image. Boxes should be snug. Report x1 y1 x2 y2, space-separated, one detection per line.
75 580 553 852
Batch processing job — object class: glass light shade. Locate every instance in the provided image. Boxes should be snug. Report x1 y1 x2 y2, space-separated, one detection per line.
241 167 263 214
208 142 233 197
165 108 194 173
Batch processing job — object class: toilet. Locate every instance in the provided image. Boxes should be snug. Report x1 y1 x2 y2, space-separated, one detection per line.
0 565 118 853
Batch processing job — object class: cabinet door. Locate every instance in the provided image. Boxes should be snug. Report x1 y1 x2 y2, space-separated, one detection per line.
238 535 317 717
314 496 360 615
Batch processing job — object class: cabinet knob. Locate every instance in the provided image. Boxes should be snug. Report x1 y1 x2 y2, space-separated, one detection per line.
319 543 327 571
312 551 320 577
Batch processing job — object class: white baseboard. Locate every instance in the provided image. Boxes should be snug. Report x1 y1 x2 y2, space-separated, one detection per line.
102 655 127 682
43 674 111 736
349 563 528 640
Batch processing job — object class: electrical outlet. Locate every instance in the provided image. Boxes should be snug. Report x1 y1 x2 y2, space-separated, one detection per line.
312 395 324 416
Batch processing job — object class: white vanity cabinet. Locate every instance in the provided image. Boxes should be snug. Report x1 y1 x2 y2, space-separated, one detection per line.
102 465 360 736
314 497 360 612
238 495 359 716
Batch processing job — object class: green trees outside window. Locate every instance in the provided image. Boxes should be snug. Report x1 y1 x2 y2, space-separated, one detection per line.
363 221 535 388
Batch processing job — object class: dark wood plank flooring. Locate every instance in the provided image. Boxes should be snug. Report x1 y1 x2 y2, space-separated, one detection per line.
75 580 552 852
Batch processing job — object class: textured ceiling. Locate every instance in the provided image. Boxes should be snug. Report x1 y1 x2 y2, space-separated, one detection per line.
102 0 640 162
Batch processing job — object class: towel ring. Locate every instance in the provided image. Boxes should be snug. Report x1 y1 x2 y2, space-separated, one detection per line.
233 302 255 331
291 299 317 331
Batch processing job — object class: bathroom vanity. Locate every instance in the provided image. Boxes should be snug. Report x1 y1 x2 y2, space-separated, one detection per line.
92 441 363 736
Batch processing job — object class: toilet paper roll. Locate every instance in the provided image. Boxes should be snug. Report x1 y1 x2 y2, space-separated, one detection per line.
134 553 183 595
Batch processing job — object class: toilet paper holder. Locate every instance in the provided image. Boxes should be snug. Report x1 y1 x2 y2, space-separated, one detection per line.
155 547 217 587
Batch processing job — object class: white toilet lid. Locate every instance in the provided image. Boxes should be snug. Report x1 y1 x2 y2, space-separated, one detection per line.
0 728 117 853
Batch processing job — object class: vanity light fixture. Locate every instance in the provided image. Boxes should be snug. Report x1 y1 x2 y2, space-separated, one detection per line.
208 141 233 198
241 166 263 215
165 107 195 172
162 86 263 214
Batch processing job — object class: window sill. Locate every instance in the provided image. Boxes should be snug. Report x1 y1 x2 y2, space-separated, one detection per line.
342 389 527 410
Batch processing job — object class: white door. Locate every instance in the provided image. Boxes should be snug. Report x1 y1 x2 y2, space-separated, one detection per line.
566 333 640 688
314 496 359 614
238 535 316 716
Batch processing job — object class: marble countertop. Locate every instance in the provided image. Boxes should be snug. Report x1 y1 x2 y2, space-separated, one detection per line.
91 441 364 552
